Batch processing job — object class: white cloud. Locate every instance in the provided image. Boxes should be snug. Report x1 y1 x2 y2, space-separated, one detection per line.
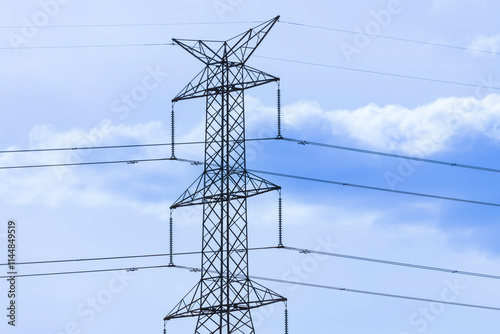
281 94 500 155
468 32 500 56
28 119 168 149
0 120 180 218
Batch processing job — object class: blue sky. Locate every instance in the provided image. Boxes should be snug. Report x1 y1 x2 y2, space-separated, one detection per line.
1 0 500 333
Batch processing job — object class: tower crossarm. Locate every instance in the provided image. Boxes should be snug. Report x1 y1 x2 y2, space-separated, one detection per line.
172 63 279 102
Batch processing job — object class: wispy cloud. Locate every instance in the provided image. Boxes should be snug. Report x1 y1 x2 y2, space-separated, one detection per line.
468 32 500 56
281 94 500 156
0 121 178 217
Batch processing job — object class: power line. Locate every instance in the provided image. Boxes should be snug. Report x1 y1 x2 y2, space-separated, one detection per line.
255 55 500 91
2 263 498 312
0 246 276 267
0 157 175 170
4 137 500 176
4 44 498 93
0 264 170 279
1 20 495 56
0 138 273 155
3 244 499 282
250 169 500 208
2 44 498 93
0 142 179 155
250 275 500 312
3 137 500 177
1 156 498 208
0 21 264 30
0 42 174 50
281 137 500 174
283 246 500 280
279 21 500 56
3 42 494 92
0 251 199 267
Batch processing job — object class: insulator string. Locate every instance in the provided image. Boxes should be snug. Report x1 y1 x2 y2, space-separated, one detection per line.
171 102 176 159
277 81 282 139
284 302 289 334
278 189 283 248
169 210 174 266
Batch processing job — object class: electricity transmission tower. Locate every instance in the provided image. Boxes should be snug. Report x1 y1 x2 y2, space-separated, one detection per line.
164 16 286 333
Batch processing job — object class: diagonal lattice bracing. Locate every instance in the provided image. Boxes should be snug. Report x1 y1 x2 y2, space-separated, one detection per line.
171 172 280 209
165 16 285 334
172 17 279 67
165 278 286 320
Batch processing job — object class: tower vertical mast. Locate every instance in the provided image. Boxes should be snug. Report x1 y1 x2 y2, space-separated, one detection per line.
165 16 286 333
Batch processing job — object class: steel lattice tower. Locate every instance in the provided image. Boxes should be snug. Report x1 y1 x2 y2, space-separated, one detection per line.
164 16 286 333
